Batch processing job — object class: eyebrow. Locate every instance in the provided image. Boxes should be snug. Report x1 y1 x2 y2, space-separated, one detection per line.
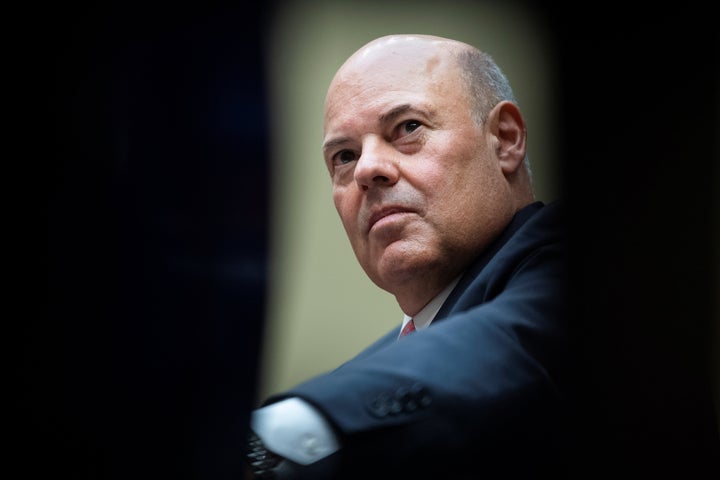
379 103 424 123
322 136 351 154
322 103 434 154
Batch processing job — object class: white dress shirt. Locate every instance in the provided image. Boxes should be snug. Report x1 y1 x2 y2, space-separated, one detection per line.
398 276 460 337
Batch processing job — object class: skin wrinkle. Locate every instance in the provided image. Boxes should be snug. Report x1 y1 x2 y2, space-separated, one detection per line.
323 34 533 316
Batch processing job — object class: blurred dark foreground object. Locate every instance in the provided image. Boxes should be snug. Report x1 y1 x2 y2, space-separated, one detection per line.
35 3 272 479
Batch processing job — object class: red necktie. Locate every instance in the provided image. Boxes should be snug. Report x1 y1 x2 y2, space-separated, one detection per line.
400 319 416 337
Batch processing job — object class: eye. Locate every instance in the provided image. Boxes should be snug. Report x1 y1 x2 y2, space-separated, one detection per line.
333 149 358 166
399 120 421 136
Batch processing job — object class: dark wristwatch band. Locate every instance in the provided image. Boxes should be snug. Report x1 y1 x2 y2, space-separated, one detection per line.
246 431 284 479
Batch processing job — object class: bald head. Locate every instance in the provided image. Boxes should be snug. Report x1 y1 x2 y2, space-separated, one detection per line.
327 34 519 129
335 34 467 69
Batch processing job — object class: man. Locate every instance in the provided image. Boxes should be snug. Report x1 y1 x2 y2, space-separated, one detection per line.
245 34 568 479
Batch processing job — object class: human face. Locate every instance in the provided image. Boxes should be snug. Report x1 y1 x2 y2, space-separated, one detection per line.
322 37 514 307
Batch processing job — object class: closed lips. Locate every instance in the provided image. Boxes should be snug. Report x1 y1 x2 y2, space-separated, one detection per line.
367 207 414 232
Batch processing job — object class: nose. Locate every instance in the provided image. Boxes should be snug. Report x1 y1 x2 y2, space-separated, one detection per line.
353 137 399 191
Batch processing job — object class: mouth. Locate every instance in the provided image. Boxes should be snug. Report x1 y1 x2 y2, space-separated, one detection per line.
366 206 415 233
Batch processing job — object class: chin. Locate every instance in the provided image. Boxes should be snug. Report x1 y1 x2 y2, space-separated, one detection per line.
379 253 440 287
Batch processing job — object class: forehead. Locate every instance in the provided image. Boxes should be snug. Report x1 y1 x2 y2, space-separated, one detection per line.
324 44 468 133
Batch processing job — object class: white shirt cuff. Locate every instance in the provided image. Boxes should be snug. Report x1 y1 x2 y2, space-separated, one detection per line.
251 397 340 465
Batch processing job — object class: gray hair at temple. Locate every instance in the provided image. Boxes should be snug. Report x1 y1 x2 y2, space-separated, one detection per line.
456 48 532 176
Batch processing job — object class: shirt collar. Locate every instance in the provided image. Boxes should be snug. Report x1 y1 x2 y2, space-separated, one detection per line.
400 275 461 333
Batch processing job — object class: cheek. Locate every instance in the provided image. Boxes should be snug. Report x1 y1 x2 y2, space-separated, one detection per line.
333 189 360 235
415 153 482 204
424 156 500 224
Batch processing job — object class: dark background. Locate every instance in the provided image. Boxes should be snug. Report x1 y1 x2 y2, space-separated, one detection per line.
29 1 719 479
550 3 720 478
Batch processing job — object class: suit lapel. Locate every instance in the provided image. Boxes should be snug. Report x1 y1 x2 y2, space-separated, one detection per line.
434 201 544 322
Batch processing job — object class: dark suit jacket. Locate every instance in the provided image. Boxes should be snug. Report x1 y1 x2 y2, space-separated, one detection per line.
267 201 569 479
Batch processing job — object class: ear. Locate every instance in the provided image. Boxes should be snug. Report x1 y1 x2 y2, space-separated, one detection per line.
486 101 527 176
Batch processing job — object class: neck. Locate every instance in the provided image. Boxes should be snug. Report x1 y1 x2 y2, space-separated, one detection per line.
394 270 460 316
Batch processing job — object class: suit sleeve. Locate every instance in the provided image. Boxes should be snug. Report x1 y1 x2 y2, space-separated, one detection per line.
269 237 569 479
